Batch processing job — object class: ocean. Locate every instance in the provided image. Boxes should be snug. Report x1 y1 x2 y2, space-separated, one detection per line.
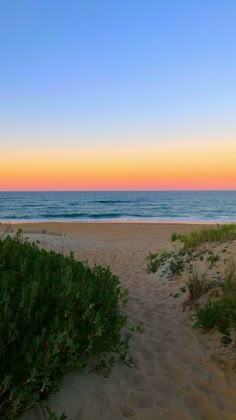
0 191 235 223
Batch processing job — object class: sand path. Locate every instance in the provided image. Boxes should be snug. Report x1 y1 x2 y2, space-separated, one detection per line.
8 223 236 419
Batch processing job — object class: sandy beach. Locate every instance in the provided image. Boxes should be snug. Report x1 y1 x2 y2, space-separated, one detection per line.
3 222 236 419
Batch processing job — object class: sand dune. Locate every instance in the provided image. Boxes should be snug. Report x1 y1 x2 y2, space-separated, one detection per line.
4 222 236 419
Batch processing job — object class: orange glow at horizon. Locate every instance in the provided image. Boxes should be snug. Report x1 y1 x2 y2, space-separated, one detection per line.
1 141 236 191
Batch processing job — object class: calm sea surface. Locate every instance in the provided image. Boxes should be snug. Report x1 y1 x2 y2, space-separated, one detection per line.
0 191 236 222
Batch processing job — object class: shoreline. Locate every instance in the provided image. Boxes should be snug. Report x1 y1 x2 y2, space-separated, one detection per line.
0 220 227 225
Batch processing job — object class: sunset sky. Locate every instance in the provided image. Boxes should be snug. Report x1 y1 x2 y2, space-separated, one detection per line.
1 1 235 191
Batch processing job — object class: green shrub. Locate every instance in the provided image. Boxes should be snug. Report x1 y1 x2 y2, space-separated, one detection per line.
0 232 128 418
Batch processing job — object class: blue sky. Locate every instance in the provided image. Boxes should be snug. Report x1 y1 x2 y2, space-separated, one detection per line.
1 1 235 140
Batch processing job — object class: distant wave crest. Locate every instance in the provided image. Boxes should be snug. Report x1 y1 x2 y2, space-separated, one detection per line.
90 200 132 204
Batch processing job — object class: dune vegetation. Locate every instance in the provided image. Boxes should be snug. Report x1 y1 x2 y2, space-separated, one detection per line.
0 231 128 418
171 223 236 249
147 224 236 359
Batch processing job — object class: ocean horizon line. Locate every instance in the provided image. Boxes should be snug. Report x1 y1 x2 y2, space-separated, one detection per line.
0 189 236 193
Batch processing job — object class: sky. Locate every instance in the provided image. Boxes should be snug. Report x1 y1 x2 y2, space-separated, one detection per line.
1 0 236 191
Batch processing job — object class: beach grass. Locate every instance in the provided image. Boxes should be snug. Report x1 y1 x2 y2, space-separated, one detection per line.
194 259 236 336
171 223 236 249
187 269 209 302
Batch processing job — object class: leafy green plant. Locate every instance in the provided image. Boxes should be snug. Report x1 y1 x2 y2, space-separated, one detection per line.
129 323 144 333
146 250 170 273
94 356 116 378
0 232 128 418
194 298 236 335
169 258 185 277
207 253 220 268
173 292 181 298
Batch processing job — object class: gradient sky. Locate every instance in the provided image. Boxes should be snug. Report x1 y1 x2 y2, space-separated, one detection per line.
1 0 236 190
